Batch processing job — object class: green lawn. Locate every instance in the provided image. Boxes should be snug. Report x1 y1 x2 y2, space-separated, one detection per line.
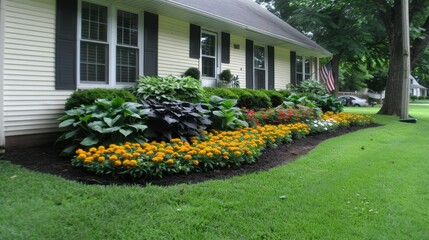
1 106 428 239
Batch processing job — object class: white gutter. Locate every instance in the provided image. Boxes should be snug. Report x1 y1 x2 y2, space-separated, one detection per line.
159 0 332 57
0 0 6 150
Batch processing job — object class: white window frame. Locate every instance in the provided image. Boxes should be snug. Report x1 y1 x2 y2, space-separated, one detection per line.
296 55 312 82
200 30 218 80
77 0 143 89
253 44 268 90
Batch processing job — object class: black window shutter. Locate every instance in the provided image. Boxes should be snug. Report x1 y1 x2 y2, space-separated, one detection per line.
221 32 230 64
246 39 254 89
267 46 275 90
55 0 77 90
290 51 296 86
189 24 201 59
144 12 158 76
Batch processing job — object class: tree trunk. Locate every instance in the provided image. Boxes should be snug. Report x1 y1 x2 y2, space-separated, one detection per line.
378 0 405 116
331 54 341 96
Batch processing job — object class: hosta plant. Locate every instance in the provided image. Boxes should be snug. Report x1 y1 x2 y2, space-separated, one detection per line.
135 75 205 103
205 96 248 130
57 98 149 155
141 99 212 141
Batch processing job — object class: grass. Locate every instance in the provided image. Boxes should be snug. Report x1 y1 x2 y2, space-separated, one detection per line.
1 106 428 239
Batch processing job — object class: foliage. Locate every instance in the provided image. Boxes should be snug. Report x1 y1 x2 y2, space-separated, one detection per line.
312 94 344 113
231 75 240 88
71 123 307 178
135 75 205 103
228 88 272 110
296 79 327 95
284 93 316 108
218 69 233 83
277 89 291 98
65 88 137 110
410 96 418 102
57 98 149 155
141 99 211 141
70 110 374 178
260 90 284 107
339 62 371 92
184 67 200 80
244 106 321 126
204 96 248 130
203 87 239 99
365 69 387 92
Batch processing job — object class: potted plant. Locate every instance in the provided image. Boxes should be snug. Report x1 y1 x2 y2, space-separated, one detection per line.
218 69 233 88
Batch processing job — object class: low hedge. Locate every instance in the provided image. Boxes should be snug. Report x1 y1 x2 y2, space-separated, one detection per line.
203 87 239 99
65 88 137 110
260 90 284 107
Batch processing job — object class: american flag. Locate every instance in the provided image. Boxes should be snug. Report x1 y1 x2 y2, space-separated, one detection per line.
320 61 335 92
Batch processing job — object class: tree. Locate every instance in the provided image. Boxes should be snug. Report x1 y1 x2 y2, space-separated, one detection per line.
267 0 378 96
369 0 429 115
259 0 429 116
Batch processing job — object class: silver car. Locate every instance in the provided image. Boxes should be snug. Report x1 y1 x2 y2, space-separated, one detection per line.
338 95 369 107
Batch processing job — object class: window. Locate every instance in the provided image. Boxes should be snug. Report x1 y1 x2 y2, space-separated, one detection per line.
116 10 139 83
80 2 108 83
296 56 312 83
254 45 266 89
201 31 217 78
79 1 141 86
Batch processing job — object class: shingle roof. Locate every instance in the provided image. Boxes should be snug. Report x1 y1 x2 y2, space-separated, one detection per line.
165 0 331 56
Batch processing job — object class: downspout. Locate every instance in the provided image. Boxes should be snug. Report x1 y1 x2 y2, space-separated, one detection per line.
0 0 6 151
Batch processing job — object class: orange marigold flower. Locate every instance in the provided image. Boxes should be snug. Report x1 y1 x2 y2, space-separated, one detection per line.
184 154 192 160
129 160 137 167
84 157 93 163
193 160 199 166
166 159 175 165
114 160 122 166
207 152 213 157
77 153 87 160
89 147 97 153
109 155 118 161
98 156 105 162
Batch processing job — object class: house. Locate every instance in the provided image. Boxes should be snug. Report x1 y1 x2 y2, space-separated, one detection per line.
410 75 427 97
0 0 331 149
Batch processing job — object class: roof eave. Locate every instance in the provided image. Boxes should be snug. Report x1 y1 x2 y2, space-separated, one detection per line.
161 0 332 58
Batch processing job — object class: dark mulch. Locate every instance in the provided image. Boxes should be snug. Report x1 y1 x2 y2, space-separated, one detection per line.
0 126 376 186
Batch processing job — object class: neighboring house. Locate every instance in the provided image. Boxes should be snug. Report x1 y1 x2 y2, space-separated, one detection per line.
0 0 331 149
410 75 427 97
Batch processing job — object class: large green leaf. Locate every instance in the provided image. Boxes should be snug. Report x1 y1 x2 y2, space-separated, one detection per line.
119 128 133 137
111 98 125 108
60 145 77 156
129 124 148 132
100 127 121 134
103 117 113 127
59 118 76 128
80 135 99 146
213 110 226 117
88 121 105 133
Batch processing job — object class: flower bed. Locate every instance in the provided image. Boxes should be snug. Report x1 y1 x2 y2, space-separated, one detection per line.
71 112 373 179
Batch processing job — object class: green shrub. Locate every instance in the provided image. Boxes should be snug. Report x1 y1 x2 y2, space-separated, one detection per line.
260 90 284 107
205 96 248 130
57 98 149 155
203 87 239 99
277 89 291 98
218 69 233 83
228 88 271 110
135 75 205 103
313 95 344 113
184 67 200 80
410 96 418 101
418 96 426 100
65 88 137 110
296 79 327 95
141 99 211 140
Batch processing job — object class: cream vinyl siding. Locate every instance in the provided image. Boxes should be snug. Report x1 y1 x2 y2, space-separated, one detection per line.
3 0 71 136
158 15 198 77
221 34 246 88
274 47 290 89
